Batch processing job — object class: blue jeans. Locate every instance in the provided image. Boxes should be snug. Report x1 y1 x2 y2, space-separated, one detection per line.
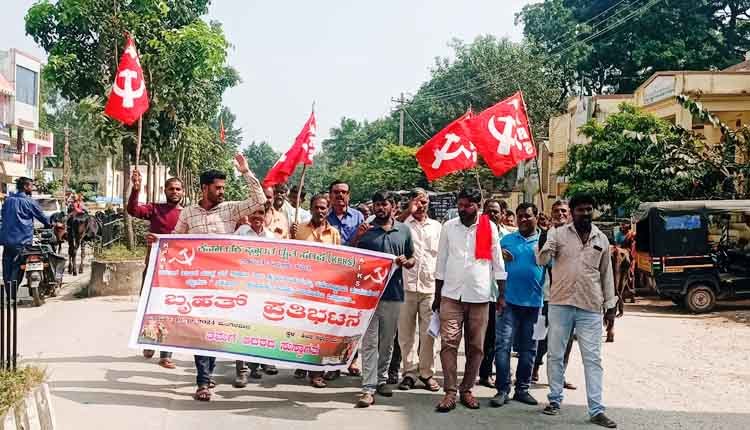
2 245 25 294
194 355 216 386
547 305 605 417
494 303 539 394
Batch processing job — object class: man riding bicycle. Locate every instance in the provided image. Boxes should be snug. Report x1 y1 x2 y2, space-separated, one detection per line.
1 177 52 293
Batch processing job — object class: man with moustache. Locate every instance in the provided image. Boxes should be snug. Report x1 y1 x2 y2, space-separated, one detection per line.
491 203 545 408
128 169 184 369
288 185 312 224
290 193 341 388
433 188 506 412
264 185 289 239
327 180 364 245
352 191 415 408
171 154 266 402
395 188 442 392
533 200 577 390
537 194 618 428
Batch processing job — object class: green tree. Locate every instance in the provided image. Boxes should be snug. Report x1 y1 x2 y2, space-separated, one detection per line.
517 0 748 95
560 103 697 213
243 141 279 181
306 36 564 197
26 0 238 248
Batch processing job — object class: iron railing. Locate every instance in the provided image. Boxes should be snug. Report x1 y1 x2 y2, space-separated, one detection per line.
1 280 18 371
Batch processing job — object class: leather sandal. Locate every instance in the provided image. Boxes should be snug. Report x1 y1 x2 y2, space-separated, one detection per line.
435 393 457 413
194 385 211 402
418 376 441 392
158 358 176 369
460 391 480 409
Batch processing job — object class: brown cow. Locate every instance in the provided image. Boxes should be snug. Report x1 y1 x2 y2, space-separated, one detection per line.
606 245 635 342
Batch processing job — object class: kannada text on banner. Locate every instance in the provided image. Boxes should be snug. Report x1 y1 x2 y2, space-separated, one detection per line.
128 234 396 371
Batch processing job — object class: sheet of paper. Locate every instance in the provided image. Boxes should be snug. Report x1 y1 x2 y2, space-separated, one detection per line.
427 311 441 339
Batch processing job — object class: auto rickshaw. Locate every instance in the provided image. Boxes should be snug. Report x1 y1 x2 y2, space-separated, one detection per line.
633 200 750 313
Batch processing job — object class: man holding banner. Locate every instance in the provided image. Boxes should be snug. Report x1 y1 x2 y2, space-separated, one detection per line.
290 193 341 388
171 154 266 402
353 191 415 408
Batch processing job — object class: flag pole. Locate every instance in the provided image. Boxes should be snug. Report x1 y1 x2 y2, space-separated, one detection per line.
135 116 142 168
517 89 545 213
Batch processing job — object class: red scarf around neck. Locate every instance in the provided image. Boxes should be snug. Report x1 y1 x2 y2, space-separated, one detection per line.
475 214 493 260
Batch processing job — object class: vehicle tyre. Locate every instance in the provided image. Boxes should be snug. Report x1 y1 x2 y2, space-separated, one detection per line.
31 284 44 307
685 284 716 314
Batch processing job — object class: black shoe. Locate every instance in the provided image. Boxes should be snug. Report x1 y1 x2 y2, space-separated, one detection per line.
513 391 538 405
263 365 278 375
387 373 399 385
398 376 416 391
590 413 617 428
489 392 509 408
249 369 262 379
542 403 560 415
376 383 393 397
233 372 248 388
294 369 307 379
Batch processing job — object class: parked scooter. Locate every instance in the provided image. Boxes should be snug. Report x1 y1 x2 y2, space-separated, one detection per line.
19 229 66 306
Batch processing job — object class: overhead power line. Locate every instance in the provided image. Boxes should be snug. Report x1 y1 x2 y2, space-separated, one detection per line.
549 0 645 46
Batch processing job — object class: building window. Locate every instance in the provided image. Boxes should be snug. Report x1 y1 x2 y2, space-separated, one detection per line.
16 66 38 106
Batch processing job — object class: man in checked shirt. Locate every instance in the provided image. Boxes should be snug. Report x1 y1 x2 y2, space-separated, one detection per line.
171 153 266 402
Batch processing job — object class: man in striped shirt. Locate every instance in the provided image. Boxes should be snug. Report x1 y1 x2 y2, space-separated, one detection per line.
171 154 266 402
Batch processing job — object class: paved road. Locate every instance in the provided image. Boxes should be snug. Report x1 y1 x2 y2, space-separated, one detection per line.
16 285 750 430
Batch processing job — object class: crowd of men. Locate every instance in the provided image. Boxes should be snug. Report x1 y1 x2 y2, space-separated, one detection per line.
1 153 618 428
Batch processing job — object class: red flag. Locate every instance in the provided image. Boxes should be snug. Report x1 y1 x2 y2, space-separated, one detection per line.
263 111 317 187
219 118 226 143
104 36 149 125
469 92 536 176
415 111 477 181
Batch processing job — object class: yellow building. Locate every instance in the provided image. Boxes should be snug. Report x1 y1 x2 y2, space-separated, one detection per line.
544 59 750 206
545 94 633 208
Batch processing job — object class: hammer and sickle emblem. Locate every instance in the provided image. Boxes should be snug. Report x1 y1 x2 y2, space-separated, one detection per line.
168 248 195 266
432 133 477 169
363 267 386 285
112 69 145 108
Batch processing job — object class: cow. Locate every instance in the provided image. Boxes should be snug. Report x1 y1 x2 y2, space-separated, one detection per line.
606 244 635 343
66 213 99 276
49 212 68 254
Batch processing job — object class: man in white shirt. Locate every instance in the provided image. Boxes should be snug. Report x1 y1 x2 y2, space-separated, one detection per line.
233 205 279 386
287 185 312 225
395 188 442 392
432 188 507 412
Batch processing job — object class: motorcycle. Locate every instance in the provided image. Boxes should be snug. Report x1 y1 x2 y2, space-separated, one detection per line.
19 229 66 307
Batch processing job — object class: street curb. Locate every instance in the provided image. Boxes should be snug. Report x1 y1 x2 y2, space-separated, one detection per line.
1 383 56 430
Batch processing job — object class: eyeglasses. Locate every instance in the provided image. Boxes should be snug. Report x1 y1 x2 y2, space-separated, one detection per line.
331 190 349 195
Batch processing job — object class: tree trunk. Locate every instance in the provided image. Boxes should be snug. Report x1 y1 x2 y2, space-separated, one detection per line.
122 140 136 250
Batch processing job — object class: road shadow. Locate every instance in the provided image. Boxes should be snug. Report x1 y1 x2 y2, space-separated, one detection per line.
50 371 750 429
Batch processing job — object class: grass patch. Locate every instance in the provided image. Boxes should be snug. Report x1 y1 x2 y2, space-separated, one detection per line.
0 366 46 416
94 243 147 262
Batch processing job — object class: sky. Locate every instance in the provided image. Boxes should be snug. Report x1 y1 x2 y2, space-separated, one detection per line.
2 0 535 151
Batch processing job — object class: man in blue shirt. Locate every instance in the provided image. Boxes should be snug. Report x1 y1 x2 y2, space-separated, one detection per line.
326 180 364 245
491 202 545 408
1 177 51 291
